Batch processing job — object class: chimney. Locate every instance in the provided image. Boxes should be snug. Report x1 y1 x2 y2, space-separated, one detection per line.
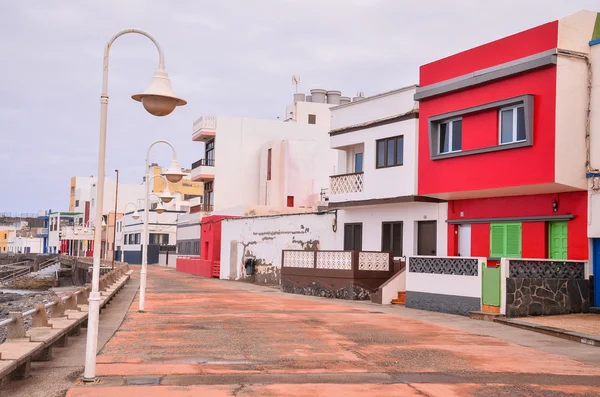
293 93 306 103
310 89 327 103
326 90 341 105
339 96 351 105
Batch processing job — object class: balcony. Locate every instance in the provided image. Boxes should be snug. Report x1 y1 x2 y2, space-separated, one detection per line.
192 116 217 142
191 158 215 182
330 172 364 195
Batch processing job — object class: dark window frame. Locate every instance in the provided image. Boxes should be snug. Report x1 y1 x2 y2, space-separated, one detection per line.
376 135 404 169
267 148 272 181
343 223 363 251
381 221 403 257
308 114 317 124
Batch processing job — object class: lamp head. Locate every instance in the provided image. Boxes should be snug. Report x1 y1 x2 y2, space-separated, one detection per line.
132 209 141 220
132 70 186 117
162 159 186 183
159 185 174 204
155 201 165 215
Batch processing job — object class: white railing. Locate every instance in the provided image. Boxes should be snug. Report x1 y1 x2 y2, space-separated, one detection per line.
192 115 217 134
330 172 364 195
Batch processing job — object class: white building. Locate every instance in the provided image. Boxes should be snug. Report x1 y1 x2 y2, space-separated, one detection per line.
190 89 344 214
8 235 44 254
328 86 448 258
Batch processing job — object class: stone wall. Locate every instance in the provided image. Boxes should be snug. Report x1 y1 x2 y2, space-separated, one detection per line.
281 280 372 300
506 278 590 317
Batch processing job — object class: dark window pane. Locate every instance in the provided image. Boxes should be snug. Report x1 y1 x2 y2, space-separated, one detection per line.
501 109 513 143
386 138 395 166
308 114 316 124
377 141 385 167
382 224 391 252
392 223 403 257
439 123 449 153
353 225 362 251
355 153 363 173
516 106 526 141
344 224 353 250
396 137 404 165
452 120 462 151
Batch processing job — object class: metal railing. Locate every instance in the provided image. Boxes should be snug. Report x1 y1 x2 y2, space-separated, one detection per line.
191 158 215 169
330 172 364 194
0 257 59 284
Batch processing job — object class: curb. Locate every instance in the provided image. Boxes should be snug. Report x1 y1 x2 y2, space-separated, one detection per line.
494 317 600 347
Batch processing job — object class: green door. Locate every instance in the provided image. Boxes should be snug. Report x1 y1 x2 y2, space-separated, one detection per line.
483 223 522 307
549 221 567 259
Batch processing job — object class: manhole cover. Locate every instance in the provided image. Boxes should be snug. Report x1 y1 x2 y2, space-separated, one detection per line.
125 377 161 386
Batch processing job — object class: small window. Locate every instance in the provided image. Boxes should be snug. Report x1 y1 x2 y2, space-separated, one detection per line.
343 223 363 251
308 114 316 124
439 119 462 154
267 148 272 181
75 200 79 207
354 152 363 173
499 105 526 144
376 136 404 168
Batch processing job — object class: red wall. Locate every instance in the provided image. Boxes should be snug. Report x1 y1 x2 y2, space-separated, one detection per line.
447 192 588 260
420 21 558 85
418 66 557 195
176 257 212 278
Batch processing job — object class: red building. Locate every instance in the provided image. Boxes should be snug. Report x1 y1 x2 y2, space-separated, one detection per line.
416 11 598 261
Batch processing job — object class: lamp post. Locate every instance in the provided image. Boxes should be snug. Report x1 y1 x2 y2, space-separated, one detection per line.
139 140 184 313
84 29 186 383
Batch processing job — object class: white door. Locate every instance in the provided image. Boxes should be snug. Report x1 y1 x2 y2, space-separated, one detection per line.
458 224 471 257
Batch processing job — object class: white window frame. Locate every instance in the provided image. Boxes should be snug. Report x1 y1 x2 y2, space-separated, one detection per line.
498 104 526 145
438 118 462 154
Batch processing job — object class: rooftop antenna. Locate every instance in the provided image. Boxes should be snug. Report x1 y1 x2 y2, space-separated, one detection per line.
292 75 300 93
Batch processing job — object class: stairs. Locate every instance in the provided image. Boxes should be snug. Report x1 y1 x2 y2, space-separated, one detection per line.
391 291 405 305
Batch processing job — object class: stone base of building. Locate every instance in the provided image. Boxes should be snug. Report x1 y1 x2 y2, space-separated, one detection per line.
281 279 372 300
406 291 480 316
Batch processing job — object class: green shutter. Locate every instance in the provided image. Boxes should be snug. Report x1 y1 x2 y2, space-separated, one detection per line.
505 223 522 258
490 224 505 258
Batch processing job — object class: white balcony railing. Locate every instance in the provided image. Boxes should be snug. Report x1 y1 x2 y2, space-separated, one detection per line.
330 172 364 195
192 116 217 135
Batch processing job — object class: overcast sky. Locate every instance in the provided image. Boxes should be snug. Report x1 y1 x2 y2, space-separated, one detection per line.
0 0 598 213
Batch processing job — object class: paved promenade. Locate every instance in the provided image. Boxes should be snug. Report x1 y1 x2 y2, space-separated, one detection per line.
67 266 600 396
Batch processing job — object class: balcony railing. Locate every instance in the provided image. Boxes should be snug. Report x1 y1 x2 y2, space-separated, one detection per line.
191 158 215 169
192 116 217 134
330 172 364 194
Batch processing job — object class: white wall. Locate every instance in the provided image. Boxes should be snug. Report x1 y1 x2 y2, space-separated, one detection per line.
212 115 333 212
588 43 600 237
219 212 339 281
406 256 485 299
335 202 448 257
176 212 202 242
8 237 43 253
259 139 337 208
330 86 417 130
90 181 145 224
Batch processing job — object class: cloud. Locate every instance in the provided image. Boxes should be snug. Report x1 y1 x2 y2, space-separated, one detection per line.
0 0 598 211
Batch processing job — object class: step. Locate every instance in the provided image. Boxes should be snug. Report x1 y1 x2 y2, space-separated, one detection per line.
391 291 406 305
469 311 505 322
391 300 405 305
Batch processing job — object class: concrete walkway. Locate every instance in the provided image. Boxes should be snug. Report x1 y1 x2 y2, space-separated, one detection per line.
67 267 600 396
1 276 139 397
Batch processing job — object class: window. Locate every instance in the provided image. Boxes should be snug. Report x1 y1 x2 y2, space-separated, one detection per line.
439 119 462 154
376 136 404 168
308 114 316 124
381 222 403 257
490 223 522 258
354 153 363 173
75 200 79 207
205 139 215 162
287 196 294 207
499 105 526 144
267 148 272 181
343 223 363 251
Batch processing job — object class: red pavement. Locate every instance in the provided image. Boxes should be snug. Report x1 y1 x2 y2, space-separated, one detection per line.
66 266 600 396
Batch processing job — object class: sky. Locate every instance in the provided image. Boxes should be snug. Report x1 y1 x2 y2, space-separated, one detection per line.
0 0 598 213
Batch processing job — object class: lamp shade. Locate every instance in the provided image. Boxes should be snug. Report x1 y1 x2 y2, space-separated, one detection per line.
132 210 141 220
155 201 165 214
159 185 174 203
132 70 186 117
162 159 186 183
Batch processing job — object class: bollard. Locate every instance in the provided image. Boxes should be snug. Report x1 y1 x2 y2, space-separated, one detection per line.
50 297 66 318
65 293 79 311
77 287 89 305
31 304 50 328
6 312 27 342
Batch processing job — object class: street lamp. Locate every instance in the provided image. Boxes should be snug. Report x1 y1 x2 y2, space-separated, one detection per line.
138 140 183 313
84 29 186 383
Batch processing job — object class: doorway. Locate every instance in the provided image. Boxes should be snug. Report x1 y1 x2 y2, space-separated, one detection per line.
417 221 437 256
593 239 600 308
548 221 567 259
458 224 471 257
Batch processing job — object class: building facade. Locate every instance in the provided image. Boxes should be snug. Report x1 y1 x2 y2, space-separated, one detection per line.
328 86 447 258
415 11 599 264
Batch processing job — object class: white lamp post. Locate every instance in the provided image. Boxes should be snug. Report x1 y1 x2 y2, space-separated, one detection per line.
84 29 186 383
139 140 183 313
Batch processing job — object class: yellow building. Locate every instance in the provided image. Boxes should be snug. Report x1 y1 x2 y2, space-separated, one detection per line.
0 229 10 253
150 166 203 199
